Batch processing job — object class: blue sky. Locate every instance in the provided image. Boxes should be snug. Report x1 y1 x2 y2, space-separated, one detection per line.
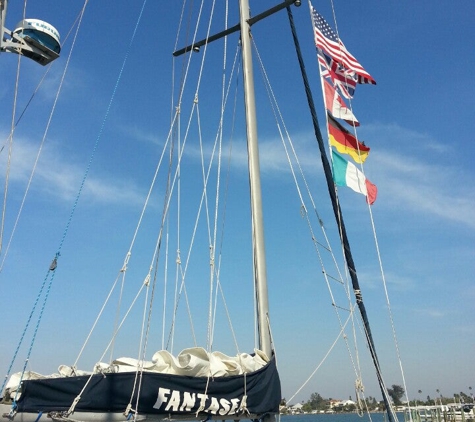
0 0 474 406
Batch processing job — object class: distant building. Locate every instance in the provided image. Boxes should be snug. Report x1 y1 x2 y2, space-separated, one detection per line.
330 399 356 408
329 399 341 408
288 403 304 414
340 400 356 407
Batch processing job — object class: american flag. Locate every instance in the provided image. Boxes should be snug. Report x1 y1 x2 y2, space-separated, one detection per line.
311 4 376 85
319 51 357 99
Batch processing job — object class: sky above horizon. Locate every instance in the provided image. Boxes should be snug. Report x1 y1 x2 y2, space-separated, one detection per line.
0 0 474 406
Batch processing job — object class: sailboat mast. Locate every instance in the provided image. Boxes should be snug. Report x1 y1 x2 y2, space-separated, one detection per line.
238 0 272 358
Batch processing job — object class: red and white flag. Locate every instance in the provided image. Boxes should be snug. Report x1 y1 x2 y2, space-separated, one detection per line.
323 79 359 127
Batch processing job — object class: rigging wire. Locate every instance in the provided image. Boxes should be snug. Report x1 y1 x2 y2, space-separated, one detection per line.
104 0 149 367
165 0 209 352
166 0 196 354
73 106 181 365
278 1 407 419
2 0 166 407
326 0 410 415
252 33 365 405
0 0 91 398
368 202 413 411
0 0 90 273
255 5 399 419
287 311 353 404
164 0 246 355
0 0 27 258
210 45 243 355
210 44 244 354
0 67 51 274
66 280 150 417
0 2 408 419
160 0 258 360
208 0 231 352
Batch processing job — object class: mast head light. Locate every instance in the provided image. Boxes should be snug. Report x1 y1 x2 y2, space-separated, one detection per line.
294 0 302 6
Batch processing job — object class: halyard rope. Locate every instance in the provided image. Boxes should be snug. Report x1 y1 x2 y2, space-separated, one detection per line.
1 0 90 399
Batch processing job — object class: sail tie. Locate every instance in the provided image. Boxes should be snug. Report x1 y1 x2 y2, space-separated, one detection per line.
239 395 250 416
123 403 136 419
6 402 17 420
195 404 206 417
66 395 82 416
238 373 250 415
48 412 81 422
195 376 212 417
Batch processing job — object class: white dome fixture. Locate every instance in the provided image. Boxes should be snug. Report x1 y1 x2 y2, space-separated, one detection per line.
1 3 61 65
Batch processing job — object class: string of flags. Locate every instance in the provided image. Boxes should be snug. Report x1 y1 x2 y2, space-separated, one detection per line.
310 2 378 205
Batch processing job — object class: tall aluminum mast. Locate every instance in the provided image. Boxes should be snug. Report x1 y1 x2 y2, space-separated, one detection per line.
238 0 272 358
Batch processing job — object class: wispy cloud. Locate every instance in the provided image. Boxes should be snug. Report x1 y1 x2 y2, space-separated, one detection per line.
240 124 475 230
355 268 416 292
377 154 475 228
119 124 163 145
180 131 320 176
0 133 145 207
77 120 475 232
361 122 449 154
414 307 447 318
361 123 475 229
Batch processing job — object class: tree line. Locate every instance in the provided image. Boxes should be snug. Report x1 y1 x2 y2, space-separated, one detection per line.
410 390 474 407
281 386 474 413
281 385 405 413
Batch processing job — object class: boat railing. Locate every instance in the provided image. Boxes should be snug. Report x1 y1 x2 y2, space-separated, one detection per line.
403 405 474 422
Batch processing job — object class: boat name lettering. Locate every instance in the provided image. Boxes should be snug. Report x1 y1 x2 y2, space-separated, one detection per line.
153 387 241 415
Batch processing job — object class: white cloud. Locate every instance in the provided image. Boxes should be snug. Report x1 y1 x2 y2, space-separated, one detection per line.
0 133 145 207
33 118 471 233
361 122 448 153
344 122 474 229
372 159 474 230
181 131 321 177
119 124 162 145
354 268 416 292
256 125 475 231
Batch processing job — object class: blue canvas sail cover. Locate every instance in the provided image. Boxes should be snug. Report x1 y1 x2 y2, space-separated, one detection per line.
15 356 281 418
